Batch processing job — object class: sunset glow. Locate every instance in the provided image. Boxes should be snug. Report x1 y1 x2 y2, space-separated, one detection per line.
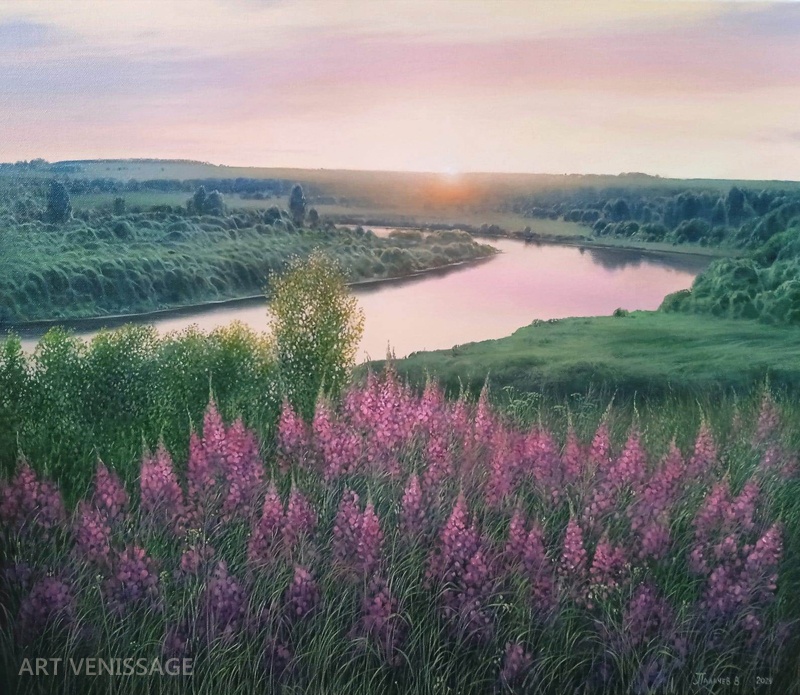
1 0 799 178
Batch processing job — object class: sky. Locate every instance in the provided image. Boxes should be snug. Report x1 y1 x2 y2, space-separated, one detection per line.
0 0 799 179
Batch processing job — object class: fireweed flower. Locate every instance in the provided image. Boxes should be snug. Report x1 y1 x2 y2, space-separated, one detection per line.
277 399 310 470
139 444 185 534
561 425 583 486
282 486 317 551
313 401 362 480
559 517 588 594
399 473 426 539
358 576 404 667
628 441 684 559
613 428 647 490
589 420 612 471
499 641 534 691
759 444 799 480
442 547 497 645
422 425 454 500
755 391 781 446
357 501 384 577
485 432 518 509
103 545 161 616
426 494 479 587
472 384 495 453
248 482 285 568
186 430 215 510
503 508 529 570
284 565 319 622
177 541 215 579
687 420 717 479
91 460 129 526
220 417 264 522
72 501 112 568
202 561 247 644
332 489 362 573
622 583 677 652
0 461 66 534
588 536 629 607
162 620 190 659
16 576 75 644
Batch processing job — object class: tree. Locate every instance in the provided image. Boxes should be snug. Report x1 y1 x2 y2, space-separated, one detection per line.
289 184 306 225
204 190 226 216
112 197 126 215
45 180 71 223
268 251 364 419
190 186 207 214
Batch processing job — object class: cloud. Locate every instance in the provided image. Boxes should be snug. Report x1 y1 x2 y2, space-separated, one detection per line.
0 20 62 51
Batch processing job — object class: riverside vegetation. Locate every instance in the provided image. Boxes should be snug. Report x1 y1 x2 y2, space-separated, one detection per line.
1 373 798 694
0 177 493 324
2 253 800 694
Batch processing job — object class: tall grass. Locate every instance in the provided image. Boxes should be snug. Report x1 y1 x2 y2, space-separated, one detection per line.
1 370 798 694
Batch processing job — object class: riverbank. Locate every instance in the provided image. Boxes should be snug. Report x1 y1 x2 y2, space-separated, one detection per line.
1 252 499 336
369 311 800 399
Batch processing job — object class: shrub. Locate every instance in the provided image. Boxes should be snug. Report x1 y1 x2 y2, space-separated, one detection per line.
268 251 364 420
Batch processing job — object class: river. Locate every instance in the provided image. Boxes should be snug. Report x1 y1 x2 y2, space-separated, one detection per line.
13 238 709 361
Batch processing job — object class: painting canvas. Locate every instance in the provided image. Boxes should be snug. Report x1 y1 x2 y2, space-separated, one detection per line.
1 1 798 692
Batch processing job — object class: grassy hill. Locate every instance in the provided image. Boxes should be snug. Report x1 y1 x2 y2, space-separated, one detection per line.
373 311 800 399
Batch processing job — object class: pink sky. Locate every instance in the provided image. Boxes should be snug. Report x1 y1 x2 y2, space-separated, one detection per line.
1 0 799 179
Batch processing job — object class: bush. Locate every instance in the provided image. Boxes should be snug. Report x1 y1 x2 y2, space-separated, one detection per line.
268 251 364 419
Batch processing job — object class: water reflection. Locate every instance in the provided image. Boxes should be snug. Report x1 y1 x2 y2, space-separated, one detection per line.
13 238 710 360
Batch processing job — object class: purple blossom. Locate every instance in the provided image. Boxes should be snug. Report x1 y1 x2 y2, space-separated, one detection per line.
0 461 66 534
358 576 404 667
754 391 781 446
687 420 716 479
162 620 190 659
622 583 677 651
282 486 317 551
759 444 799 480
503 508 529 570
399 473 426 539
442 547 497 645
426 494 480 587
186 430 215 512
589 420 612 470
613 428 647 490
561 425 583 485
332 489 362 573
499 641 534 691
248 482 285 568
73 501 112 568
16 576 75 644
313 401 362 480
422 427 454 500
139 444 185 534
472 383 495 453
91 461 129 526
103 545 161 616
202 561 247 644
524 427 562 504
284 565 319 622
177 541 215 579
559 517 588 588
277 399 310 471
357 501 384 577
588 536 629 607
220 417 264 522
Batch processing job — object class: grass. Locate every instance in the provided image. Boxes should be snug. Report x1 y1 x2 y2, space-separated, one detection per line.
372 311 800 400
2 372 798 694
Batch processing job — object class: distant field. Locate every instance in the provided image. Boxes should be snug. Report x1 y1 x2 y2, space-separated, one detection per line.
374 311 800 399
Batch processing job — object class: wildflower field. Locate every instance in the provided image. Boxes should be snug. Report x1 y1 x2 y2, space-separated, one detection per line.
2 369 798 694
